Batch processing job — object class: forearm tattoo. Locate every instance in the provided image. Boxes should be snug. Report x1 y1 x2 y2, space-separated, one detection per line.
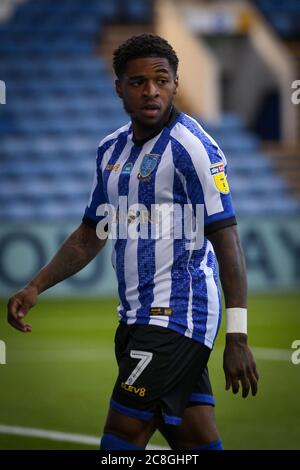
29 224 106 293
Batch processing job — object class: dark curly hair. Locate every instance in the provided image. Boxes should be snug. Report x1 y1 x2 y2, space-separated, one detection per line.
113 33 179 79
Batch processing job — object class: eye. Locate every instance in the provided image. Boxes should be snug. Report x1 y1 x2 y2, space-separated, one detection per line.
130 79 143 87
157 78 168 85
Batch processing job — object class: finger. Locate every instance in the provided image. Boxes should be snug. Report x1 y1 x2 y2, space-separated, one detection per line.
8 317 27 332
240 375 250 398
231 377 240 394
8 297 22 317
8 312 23 329
253 365 259 382
8 315 32 333
8 299 26 323
17 300 32 318
249 372 258 396
224 371 231 391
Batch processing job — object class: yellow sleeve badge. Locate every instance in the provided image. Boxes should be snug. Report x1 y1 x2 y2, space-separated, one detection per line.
210 162 230 194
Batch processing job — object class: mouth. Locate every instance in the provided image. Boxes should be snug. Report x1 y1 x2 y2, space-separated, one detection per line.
141 103 161 118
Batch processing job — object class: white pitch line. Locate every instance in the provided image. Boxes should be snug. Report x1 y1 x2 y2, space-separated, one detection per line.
0 425 167 450
0 347 291 448
0 425 99 446
251 347 291 362
215 346 291 362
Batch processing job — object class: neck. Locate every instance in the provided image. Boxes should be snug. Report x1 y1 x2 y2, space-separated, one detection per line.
132 106 174 143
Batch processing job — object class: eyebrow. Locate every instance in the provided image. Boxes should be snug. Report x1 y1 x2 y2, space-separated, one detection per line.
128 69 170 80
128 75 145 80
154 67 170 74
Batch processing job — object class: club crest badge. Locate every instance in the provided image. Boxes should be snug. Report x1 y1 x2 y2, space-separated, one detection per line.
138 154 160 181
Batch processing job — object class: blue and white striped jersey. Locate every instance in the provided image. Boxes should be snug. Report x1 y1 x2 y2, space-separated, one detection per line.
83 111 236 349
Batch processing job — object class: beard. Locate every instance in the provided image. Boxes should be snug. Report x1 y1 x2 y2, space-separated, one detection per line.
122 99 173 134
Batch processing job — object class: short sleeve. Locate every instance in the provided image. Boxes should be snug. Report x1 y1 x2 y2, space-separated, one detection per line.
194 146 236 227
171 132 236 236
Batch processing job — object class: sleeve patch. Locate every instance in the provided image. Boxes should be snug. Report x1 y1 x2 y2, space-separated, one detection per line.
209 162 230 194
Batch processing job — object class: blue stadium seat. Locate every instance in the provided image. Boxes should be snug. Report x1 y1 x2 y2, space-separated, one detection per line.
0 0 298 221
253 0 300 36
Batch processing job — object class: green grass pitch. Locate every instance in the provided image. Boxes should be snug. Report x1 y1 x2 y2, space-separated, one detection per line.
0 293 299 449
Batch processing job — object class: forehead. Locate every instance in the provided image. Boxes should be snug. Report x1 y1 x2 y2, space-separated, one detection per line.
123 56 173 77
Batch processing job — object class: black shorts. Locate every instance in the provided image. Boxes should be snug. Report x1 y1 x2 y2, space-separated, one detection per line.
110 322 215 426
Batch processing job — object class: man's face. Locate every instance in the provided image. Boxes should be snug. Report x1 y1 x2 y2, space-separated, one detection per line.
116 56 178 138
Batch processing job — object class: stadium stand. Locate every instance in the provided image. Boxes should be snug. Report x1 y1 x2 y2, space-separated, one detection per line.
0 0 299 221
251 0 300 198
252 0 300 38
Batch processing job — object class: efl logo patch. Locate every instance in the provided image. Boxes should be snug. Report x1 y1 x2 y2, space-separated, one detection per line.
121 162 133 175
138 154 160 181
210 162 230 194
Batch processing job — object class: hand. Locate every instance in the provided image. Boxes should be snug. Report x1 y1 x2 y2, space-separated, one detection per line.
223 333 259 398
7 285 38 333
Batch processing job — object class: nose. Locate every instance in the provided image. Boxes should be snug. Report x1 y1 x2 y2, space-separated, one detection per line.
143 80 159 97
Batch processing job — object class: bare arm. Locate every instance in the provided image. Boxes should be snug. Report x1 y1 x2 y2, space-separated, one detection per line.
208 224 247 308
28 222 106 294
207 225 259 398
7 222 106 332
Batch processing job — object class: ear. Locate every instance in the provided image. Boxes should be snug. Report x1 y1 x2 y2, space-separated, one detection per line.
173 75 179 95
115 79 122 98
